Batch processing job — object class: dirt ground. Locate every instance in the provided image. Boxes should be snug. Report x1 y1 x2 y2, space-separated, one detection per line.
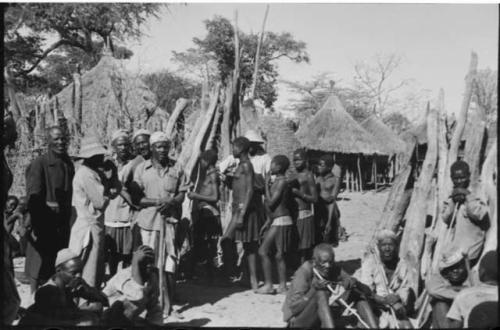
13 190 388 327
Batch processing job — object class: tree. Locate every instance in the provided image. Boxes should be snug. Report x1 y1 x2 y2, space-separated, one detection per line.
4 3 161 91
142 70 201 114
353 53 412 114
473 68 497 122
382 112 411 135
172 16 309 108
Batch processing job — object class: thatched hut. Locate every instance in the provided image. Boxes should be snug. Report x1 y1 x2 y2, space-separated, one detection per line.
295 93 390 191
53 53 160 150
360 115 410 187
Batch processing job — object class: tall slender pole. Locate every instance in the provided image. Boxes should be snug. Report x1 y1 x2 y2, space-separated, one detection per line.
250 4 270 99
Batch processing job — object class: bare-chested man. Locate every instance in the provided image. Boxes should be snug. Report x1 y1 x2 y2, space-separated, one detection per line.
187 149 221 280
257 155 294 294
222 137 261 290
291 149 318 264
315 155 341 247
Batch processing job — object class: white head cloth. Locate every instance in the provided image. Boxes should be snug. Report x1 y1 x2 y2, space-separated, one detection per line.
132 129 151 141
150 131 170 145
376 229 398 243
111 129 129 143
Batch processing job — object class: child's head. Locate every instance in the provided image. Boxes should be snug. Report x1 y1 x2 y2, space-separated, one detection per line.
439 251 468 286
5 195 19 213
318 154 334 175
293 148 308 171
200 149 218 169
232 137 250 158
271 155 290 175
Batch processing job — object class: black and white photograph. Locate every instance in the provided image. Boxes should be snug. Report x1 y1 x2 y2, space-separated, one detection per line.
2 2 498 328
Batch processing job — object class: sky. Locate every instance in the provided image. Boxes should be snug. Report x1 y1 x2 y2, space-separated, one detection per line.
124 3 498 120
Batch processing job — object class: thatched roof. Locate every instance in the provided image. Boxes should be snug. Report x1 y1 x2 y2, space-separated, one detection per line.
259 114 301 160
55 54 159 146
360 115 408 154
295 94 388 155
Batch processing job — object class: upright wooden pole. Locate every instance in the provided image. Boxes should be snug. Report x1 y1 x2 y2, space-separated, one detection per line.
374 157 378 190
357 155 363 192
398 102 438 295
250 4 270 99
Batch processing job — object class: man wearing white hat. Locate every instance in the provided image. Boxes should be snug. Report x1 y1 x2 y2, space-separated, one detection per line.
104 130 137 278
69 134 120 290
20 248 108 326
425 250 471 328
132 131 190 317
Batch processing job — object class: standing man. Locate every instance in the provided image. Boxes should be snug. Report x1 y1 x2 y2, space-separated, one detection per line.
291 149 318 264
25 126 75 293
104 130 138 277
69 135 119 290
441 160 489 266
132 132 190 317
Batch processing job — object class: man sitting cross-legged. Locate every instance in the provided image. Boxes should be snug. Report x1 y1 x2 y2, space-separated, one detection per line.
425 250 471 328
446 250 498 328
355 229 415 328
102 245 163 326
282 243 378 328
19 248 108 326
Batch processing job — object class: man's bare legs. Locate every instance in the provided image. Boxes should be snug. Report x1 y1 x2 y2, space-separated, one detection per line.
244 242 259 291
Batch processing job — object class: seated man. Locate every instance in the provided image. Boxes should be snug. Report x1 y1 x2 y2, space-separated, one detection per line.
282 243 378 328
102 245 163 326
356 229 415 328
425 250 470 328
19 248 108 326
447 250 498 328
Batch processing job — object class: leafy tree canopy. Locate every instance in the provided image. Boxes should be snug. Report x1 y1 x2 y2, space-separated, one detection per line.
4 3 161 94
173 16 309 108
142 70 201 114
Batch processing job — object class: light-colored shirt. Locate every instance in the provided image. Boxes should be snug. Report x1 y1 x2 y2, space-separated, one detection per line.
218 153 272 175
105 159 135 228
426 272 470 301
133 159 190 231
69 165 108 255
102 267 162 325
441 192 488 261
355 255 412 306
446 283 498 327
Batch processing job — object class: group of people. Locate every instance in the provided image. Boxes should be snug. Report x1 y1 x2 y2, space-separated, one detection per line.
1 110 497 328
2 123 347 326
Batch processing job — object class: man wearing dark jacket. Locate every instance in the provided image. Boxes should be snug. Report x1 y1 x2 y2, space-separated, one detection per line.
25 126 75 293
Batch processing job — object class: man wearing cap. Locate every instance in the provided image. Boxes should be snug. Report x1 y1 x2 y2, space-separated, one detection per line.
69 134 120 289
132 131 190 317
104 130 138 277
25 126 75 293
355 229 414 328
425 250 471 328
441 160 489 266
446 250 498 328
19 248 108 326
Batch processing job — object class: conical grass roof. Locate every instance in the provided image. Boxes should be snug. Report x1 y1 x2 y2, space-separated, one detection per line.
55 54 159 146
295 94 387 155
360 115 408 154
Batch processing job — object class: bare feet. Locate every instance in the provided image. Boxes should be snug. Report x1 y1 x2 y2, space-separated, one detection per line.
256 285 276 295
277 285 288 294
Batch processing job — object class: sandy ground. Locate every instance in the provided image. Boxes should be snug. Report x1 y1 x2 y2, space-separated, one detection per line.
13 190 388 327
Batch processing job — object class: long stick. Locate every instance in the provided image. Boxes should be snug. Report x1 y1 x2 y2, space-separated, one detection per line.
158 213 166 311
312 268 370 328
250 4 270 99
370 248 400 328
443 203 459 246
